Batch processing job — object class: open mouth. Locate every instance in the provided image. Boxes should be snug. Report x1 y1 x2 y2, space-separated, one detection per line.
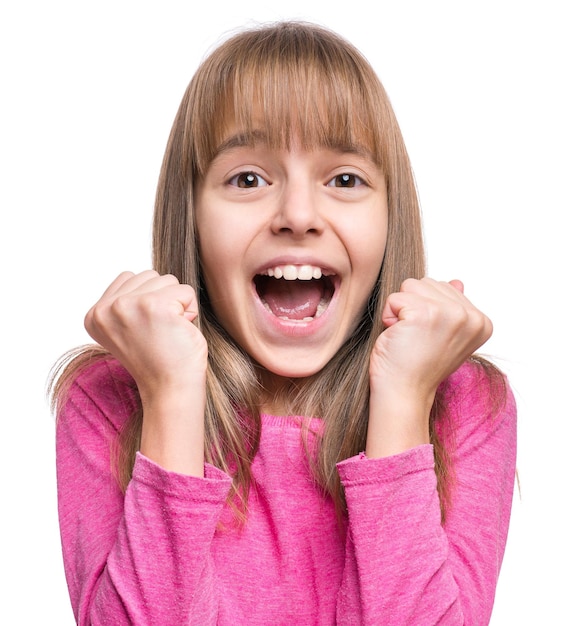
254 265 335 322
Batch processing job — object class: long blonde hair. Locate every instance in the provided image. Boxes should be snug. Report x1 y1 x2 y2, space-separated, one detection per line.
52 21 504 520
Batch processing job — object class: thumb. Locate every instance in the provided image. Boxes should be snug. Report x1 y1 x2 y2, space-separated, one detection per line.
449 279 464 294
184 310 199 322
183 292 199 323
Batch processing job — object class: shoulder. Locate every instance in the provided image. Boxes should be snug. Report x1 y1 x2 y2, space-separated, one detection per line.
438 357 516 442
442 357 514 411
61 356 139 434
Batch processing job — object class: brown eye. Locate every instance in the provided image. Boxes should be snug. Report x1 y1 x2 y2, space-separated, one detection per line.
229 172 268 188
327 173 364 188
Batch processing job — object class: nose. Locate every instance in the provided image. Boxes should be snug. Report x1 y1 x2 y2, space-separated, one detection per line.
270 181 325 238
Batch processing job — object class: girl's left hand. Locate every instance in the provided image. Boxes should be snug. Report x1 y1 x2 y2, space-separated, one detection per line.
366 278 492 457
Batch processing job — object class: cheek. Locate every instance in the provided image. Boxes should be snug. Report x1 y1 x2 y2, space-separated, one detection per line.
351 207 388 274
197 224 234 313
197 202 243 277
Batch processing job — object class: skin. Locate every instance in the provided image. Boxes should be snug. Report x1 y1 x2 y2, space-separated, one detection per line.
84 136 492 476
366 276 491 457
85 270 207 476
195 138 389 393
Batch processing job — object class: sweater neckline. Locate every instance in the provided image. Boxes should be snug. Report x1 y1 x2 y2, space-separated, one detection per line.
260 413 322 429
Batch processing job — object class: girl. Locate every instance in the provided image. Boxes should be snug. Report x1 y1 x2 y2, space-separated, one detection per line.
52 21 517 625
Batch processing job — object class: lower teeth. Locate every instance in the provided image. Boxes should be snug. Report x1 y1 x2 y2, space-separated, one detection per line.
278 315 315 321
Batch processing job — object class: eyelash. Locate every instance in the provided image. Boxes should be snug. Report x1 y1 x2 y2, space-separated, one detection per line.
228 171 366 189
228 172 269 188
327 173 365 188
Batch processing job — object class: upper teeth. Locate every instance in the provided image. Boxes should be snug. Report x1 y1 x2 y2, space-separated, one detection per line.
266 265 323 280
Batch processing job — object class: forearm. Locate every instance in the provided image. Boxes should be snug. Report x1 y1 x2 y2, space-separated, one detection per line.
56 362 230 625
365 382 433 458
85 455 231 625
139 377 207 477
336 447 464 626
337 363 517 626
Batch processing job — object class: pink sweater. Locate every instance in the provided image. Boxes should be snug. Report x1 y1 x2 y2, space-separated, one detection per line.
56 359 516 625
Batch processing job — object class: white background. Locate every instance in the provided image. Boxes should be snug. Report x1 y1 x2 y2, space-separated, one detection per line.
1 1 584 623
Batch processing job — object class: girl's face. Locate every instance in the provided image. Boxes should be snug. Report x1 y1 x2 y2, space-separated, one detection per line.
196 133 388 396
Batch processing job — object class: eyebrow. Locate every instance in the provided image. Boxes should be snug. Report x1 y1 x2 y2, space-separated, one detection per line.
214 129 374 162
214 130 270 155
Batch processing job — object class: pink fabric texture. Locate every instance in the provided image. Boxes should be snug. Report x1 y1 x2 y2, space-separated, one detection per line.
56 359 516 625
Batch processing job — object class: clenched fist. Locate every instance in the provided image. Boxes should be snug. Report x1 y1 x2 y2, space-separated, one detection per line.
84 270 208 475
367 278 492 458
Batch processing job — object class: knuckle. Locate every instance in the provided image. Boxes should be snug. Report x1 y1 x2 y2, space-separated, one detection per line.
140 269 159 279
117 270 136 281
137 292 162 316
400 277 419 292
109 296 127 318
181 283 197 298
92 299 116 328
482 315 494 340
466 309 492 343
83 308 95 333
162 273 180 284
454 304 471 326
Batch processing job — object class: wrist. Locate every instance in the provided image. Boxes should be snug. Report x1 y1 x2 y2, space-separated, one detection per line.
365 385 434 458
139 378 206 477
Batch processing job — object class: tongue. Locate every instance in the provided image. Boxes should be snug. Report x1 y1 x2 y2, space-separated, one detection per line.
262 279 324 320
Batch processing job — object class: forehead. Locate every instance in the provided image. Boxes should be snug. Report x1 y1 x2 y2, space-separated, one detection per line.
206 96 381 172
214 127 375 161
190 27 396 177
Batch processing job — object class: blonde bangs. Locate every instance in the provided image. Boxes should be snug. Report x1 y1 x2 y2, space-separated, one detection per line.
189 22 395 175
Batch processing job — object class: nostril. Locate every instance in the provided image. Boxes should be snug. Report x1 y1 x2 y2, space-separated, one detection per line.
272 197 324 236
276 226 320 236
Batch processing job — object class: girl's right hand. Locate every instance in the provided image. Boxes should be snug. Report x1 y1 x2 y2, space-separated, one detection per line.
84 271 208 475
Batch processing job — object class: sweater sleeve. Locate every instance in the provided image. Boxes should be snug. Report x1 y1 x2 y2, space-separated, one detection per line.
336 361 517 625
55 360 232 626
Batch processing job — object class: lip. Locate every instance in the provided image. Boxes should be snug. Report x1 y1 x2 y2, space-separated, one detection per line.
250 256 341 338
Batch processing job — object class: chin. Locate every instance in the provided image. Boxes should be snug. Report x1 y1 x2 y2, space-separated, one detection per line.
254 349 334 381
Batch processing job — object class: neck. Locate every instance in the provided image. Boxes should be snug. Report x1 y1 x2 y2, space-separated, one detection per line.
257 369 310 416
